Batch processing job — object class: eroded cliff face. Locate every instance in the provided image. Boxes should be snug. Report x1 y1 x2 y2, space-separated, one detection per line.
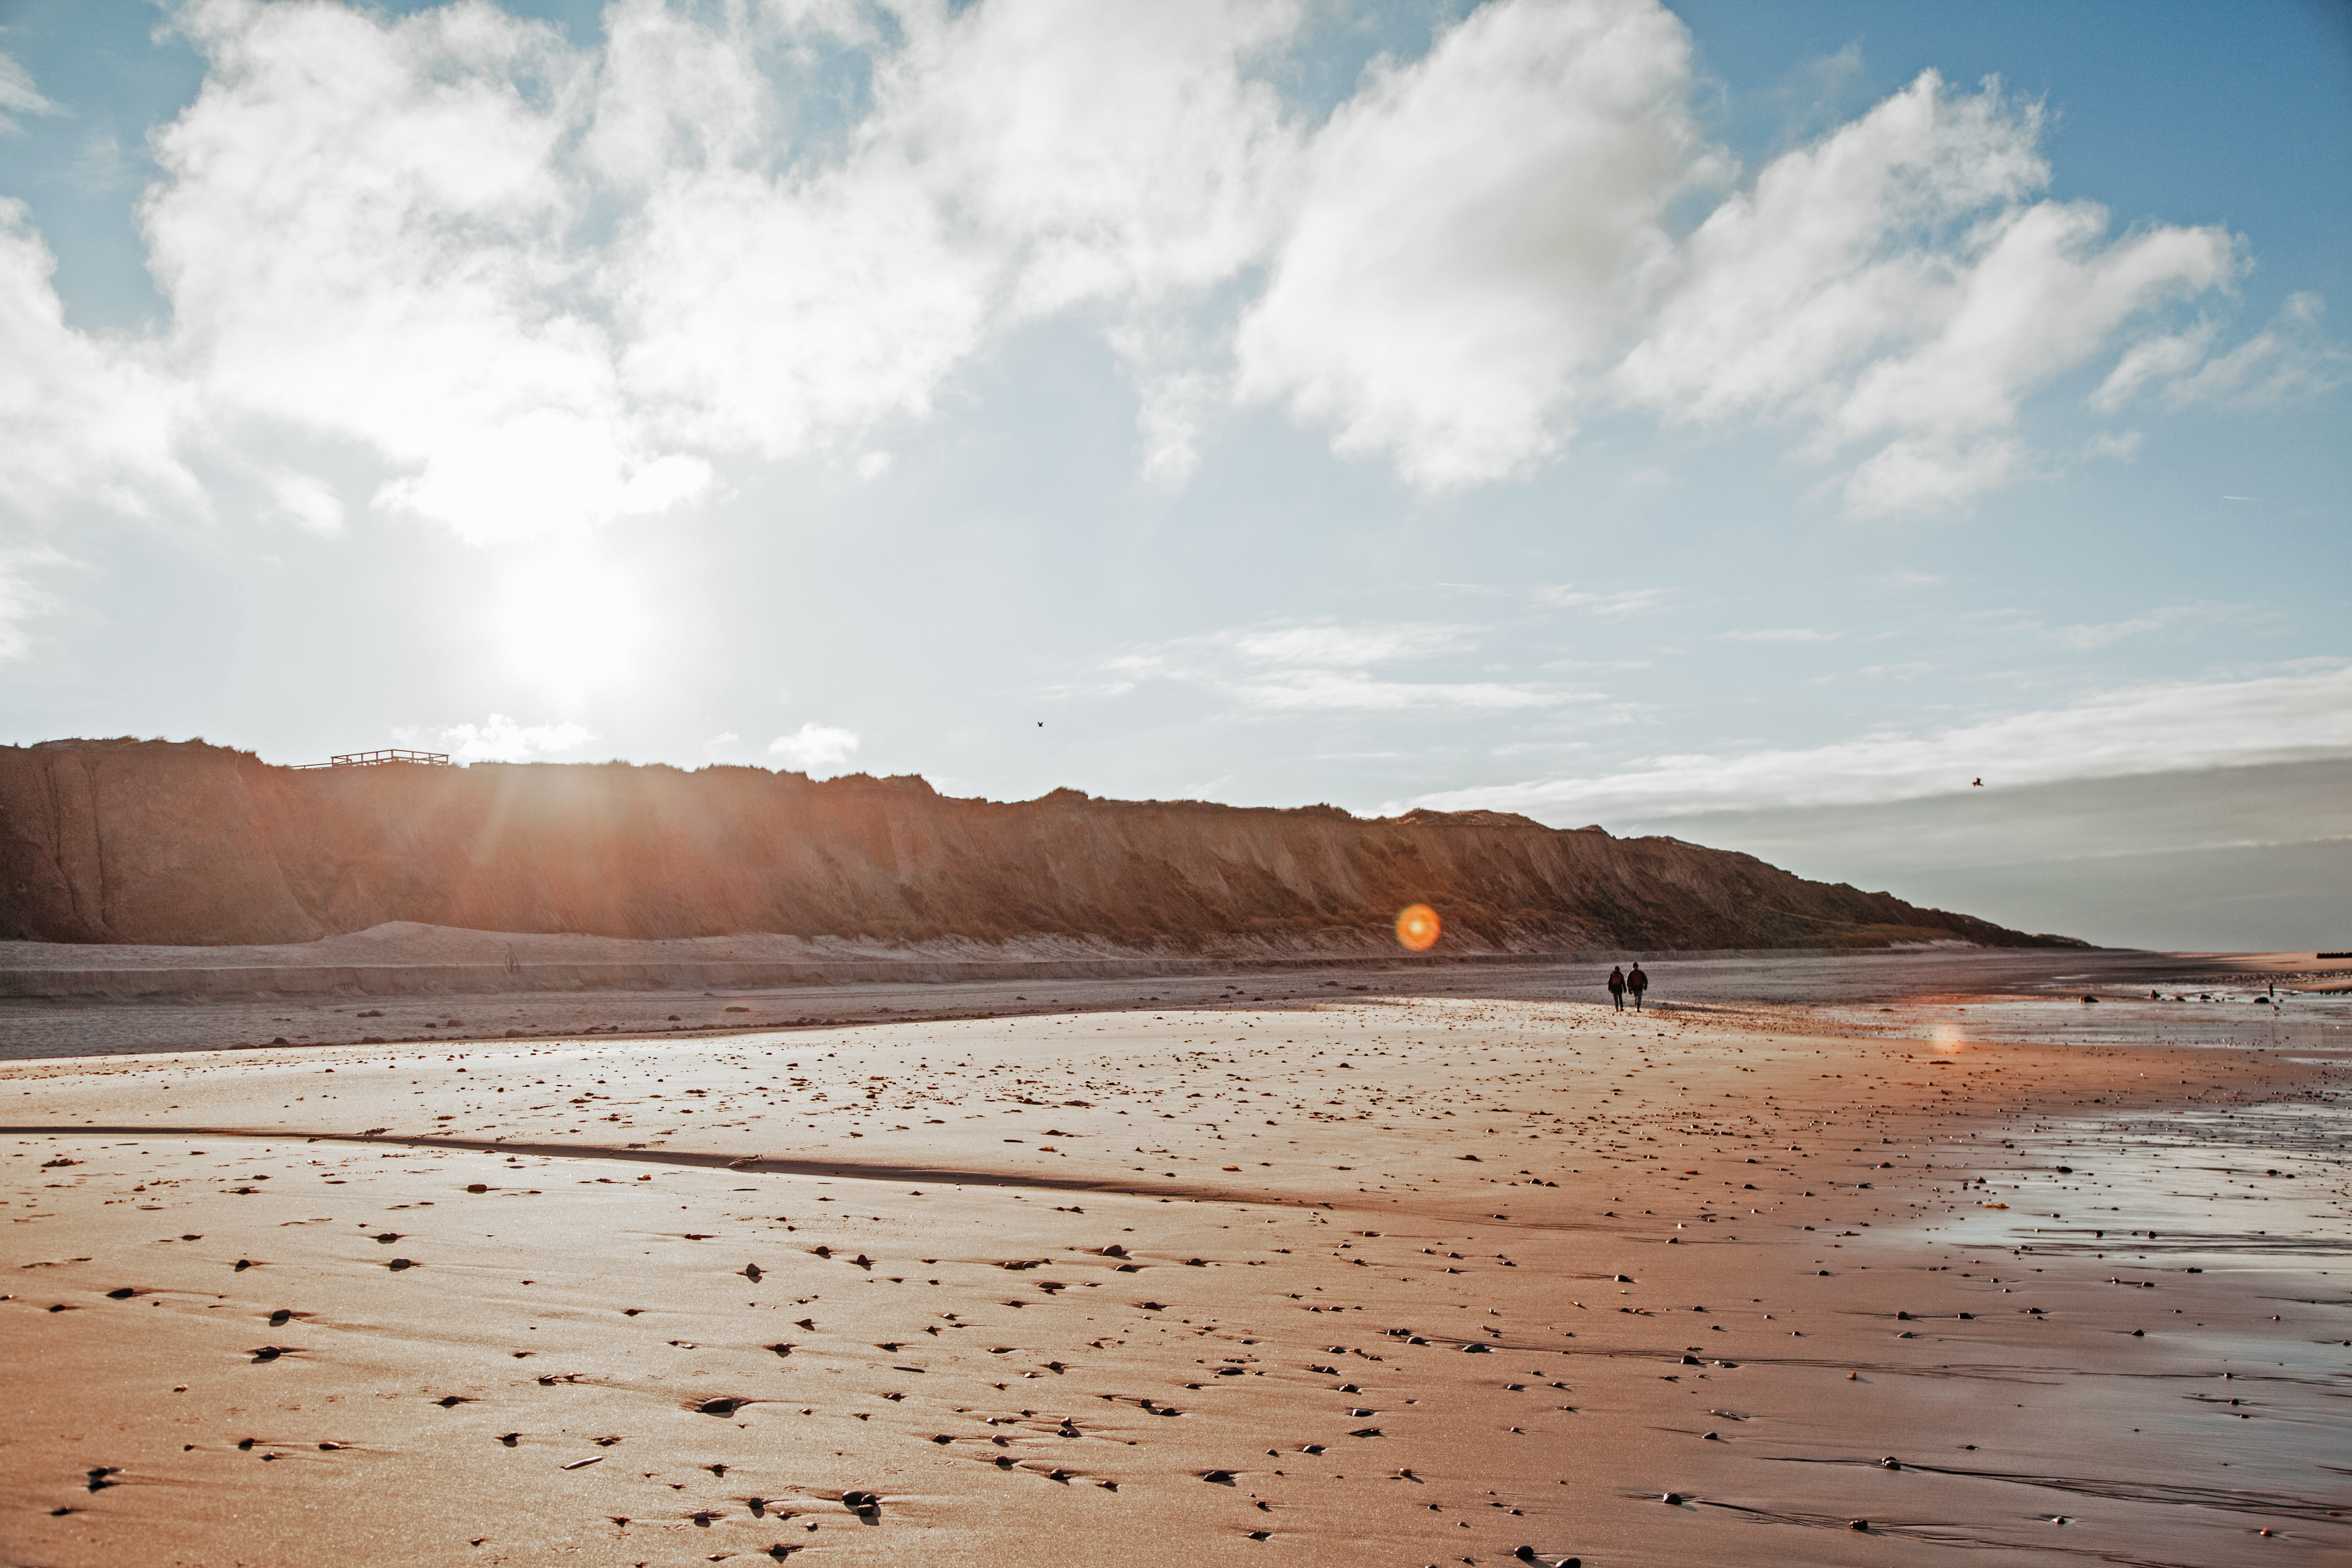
0 738 2077 951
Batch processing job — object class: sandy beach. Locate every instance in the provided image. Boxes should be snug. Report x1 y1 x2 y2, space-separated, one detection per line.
5 968 2349 1567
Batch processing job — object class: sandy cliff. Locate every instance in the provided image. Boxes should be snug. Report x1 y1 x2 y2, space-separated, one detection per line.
0 738 2076 950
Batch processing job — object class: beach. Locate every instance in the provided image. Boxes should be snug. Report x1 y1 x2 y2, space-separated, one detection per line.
5 962 2349 1566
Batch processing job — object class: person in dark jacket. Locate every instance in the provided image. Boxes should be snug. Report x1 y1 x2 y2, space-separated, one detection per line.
1628 963 1649 1011
1607 966 1626 1009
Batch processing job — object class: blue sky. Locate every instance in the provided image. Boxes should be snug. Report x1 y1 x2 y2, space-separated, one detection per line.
2 0 2347 949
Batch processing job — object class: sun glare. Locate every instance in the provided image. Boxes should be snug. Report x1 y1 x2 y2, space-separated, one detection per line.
495 550 647 703
1933 1021 1967 1054
1395 903 1441 952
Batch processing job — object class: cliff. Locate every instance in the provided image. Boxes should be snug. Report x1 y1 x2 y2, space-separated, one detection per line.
0 738 2079 952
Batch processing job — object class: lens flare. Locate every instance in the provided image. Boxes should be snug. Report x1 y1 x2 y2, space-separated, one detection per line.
1932 1021 1967 1054
1395 903 1441 952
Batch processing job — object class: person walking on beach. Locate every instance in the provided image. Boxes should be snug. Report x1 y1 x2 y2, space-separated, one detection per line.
1628 963 1649 1011
1607 966 1626 1009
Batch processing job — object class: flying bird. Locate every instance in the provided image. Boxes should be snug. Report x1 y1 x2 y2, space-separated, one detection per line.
1971 777 1983 787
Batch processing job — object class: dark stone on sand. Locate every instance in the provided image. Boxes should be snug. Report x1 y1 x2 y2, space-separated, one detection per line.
498 1433 521 1446
1849 1519 1870 1530
234 1259 255 1271
1661 1492 1682 1506
694 1398 748 1416
86 1467 119 1491
435 1396 472 1407
1202 1470 1236 1485
1880 1457 1900 1470
106 1287 136 1300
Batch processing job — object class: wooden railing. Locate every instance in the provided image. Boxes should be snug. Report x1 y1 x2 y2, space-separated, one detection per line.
290 749 452 770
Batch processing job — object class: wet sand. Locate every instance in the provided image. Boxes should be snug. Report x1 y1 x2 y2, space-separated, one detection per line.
5 938 2347 1063
4 983 2348 1566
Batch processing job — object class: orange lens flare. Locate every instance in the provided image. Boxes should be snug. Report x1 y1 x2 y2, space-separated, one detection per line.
1394 903 1441 952
1932 1021 1967 1054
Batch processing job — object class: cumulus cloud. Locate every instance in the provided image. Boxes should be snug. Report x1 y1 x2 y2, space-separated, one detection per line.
0 0 2327 544
1237 0 1704 487
0 201 197 525
1617 70 2236 515
769 721 861 773
1387 664 2352 821
397 712 598 763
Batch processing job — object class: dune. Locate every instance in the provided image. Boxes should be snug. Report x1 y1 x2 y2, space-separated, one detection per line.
6 979 2346 1567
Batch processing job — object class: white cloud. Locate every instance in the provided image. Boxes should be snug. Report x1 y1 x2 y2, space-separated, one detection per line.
1838 433 2027 518
0 201 198 525
0 544 69 663
1221 622 1470 667
0 51 57 133
397 712 598 763
1238 13 2245 509
262 468 346 537
769 721 861 773
1531 583 1669 619
2101 293 2347 411
2091 321 2217 411
1970 601 2252 652
1386 664 2352 820
1718 627 1838 643
1625 70 2233 516
138 0 715 544
1237 0 1704 487
1103 619 1566 713
0 0 2317 545
1228 670 1561 712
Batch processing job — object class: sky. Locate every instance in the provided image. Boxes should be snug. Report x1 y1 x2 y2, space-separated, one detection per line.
2 0 2347 952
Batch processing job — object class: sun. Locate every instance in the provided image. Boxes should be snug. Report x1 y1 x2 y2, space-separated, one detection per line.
1395 903 1441 952
493 549 647 704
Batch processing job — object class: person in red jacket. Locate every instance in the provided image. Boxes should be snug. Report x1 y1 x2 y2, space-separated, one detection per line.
1628 963 1649 1011
1607 966 1626 1009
